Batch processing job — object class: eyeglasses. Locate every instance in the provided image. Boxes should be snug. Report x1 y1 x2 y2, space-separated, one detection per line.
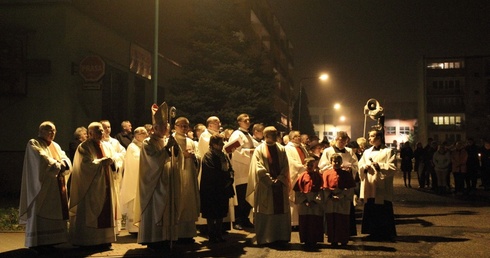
42 128 57 133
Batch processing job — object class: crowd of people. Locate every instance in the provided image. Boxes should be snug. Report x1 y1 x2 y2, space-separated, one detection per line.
401 137 490 195
22 103 490 254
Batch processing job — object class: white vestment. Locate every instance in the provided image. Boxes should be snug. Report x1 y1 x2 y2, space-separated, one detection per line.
101 137 125 231
319 146 359 179
136 135 179 244
19 138 72 247
246 142 291 244
284 142 309 227
119 139 143 233
69 140 118 246
358 147 396 204
174 133 200 238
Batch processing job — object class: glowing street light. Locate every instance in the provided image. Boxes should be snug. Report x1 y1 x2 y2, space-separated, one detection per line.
298 73 329 127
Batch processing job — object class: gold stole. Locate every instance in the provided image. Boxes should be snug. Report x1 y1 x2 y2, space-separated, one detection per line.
48 143 69 220
94 141 113 228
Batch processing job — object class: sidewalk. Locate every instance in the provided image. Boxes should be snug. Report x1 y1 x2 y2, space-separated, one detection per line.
1 172 489 257
0 228 257 257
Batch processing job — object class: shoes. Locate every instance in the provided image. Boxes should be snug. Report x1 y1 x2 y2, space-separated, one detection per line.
30 245 58 255
147 241 170 252
242 221 254 228
79 243 112 252
177 238 195 244
233 223 243 230
364 234 396 242
209 236 226 243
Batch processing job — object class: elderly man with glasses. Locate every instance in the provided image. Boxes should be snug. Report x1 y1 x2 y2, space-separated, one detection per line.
172 117 201 244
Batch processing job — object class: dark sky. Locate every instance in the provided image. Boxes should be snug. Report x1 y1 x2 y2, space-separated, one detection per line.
267 0 490 137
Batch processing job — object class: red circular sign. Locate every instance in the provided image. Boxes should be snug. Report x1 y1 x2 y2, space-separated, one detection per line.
79 55 105 82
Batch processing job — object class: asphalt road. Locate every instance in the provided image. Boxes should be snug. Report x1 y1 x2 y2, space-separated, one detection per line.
1 171 489 257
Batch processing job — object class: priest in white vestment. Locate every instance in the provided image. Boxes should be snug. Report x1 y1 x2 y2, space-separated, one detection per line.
229 114 255 230
100 120 126 232
173 117 200 243
119 127 148 233
246 126 291 245
284 130 309 230
19 121 72 254
136 102 179 251
358 129 397 241
69 122 118 249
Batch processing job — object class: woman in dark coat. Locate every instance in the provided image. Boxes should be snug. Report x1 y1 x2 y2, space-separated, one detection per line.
400 142 414 187
200 134 234 243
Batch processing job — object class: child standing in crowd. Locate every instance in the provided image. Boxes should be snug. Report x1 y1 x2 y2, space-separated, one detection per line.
322 154 356 246
293 157 324 248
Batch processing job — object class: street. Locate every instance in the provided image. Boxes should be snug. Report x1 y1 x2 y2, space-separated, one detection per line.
1 172 489 257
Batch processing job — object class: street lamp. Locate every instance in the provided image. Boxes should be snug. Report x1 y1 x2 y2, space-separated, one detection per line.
298 74 329 128
152 0 159 103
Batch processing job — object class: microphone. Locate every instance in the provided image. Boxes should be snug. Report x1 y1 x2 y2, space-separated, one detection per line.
169 106 177 118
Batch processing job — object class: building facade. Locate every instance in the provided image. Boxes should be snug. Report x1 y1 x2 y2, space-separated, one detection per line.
423 56 490 144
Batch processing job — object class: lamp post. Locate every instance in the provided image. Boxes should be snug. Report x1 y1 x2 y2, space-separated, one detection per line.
297 74 329 128
152 0 159 103
323 108 327 140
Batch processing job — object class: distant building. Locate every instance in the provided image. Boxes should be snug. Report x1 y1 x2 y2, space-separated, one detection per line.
310 106 352 142
422 56 490 144
382 101 418 147
383 118 417 148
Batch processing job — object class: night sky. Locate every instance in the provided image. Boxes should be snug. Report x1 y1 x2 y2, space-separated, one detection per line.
268 0 490 137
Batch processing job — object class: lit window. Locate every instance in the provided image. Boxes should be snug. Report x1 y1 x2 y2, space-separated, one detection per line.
427 61 463 69
432 115 463 126
400 126 410 135
449 116 455 124
386 126 396 135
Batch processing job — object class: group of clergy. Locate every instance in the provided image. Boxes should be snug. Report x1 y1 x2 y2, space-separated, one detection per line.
19 103 396 255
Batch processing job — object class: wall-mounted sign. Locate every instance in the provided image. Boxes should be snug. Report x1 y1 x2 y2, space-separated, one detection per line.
79 55 105 82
